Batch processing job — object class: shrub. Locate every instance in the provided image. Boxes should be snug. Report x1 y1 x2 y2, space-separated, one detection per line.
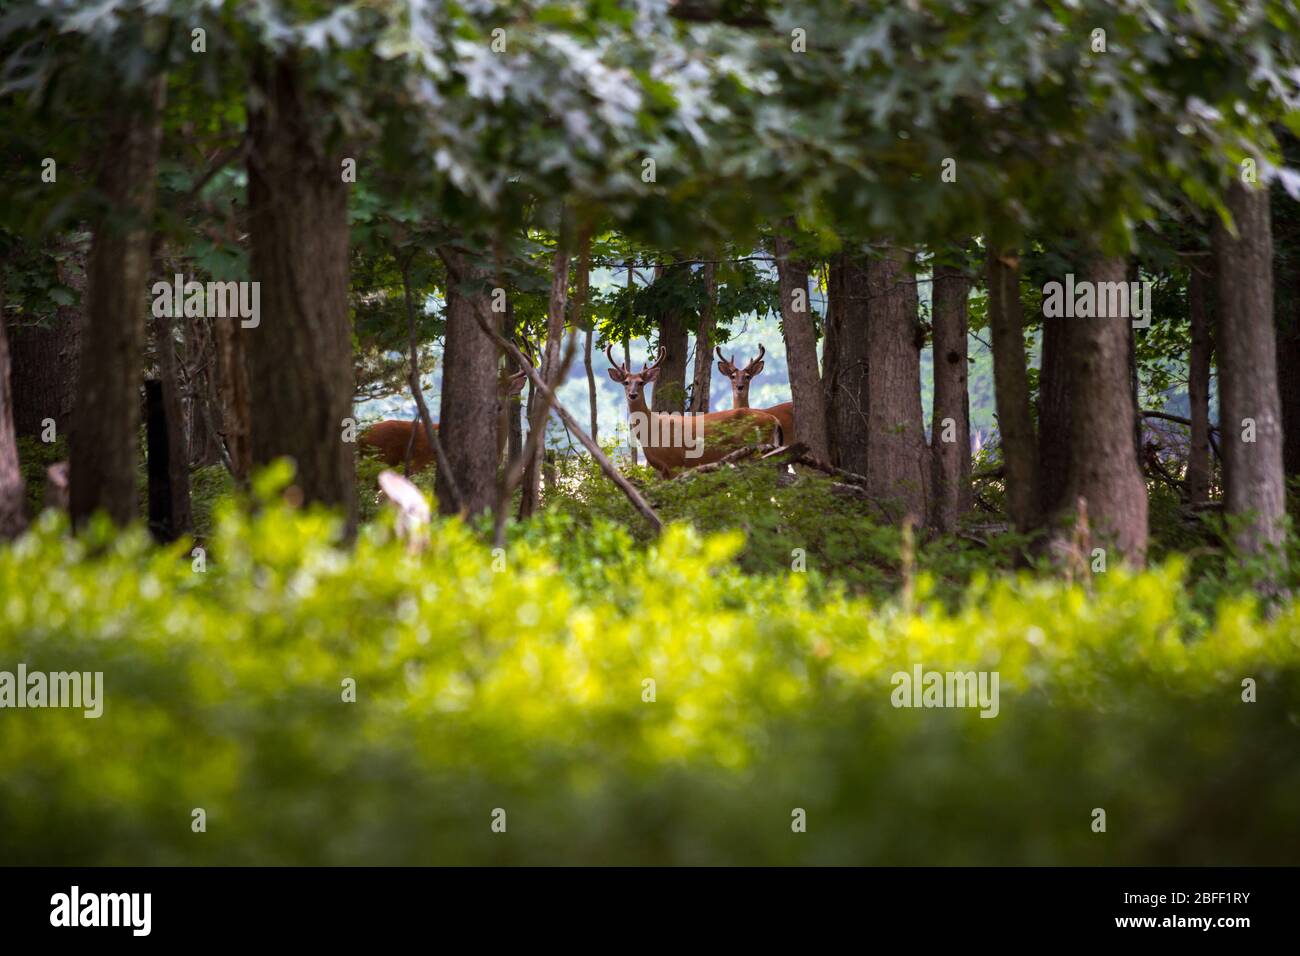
0 466 1297 865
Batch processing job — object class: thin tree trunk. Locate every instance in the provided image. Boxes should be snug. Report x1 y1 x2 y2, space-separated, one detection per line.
0 274 27 539
930 263 971 532
213 314 252 482
576 240 597 442
436 248 499 517
651 260 689 412
1062 256 1149 564
1214 180 1287 562
520 240 572 517
689 260 716 412
774 226 830 458
822 256 843 465
1187 256 1214 504
865 245 929 523
986 246 1040 532
246 54 356 533
1037 301 1072 516
401 254 461 512
150 306 192 536
70 76 165 528
624 261 638 464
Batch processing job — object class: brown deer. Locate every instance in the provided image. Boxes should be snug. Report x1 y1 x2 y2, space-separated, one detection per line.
607 345 782 478
716 343 794 441
360 369 527 473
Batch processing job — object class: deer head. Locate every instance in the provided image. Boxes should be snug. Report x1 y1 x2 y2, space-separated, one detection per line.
716 343 765 408
606 344 665 412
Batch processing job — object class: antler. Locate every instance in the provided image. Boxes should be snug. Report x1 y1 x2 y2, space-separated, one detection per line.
643 345 667 372
747 343 765 369
605 342 626 374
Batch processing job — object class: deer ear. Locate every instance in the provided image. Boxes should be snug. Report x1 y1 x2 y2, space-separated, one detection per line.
642 365 661 383
607 366 626 383
750 359 765 375
507 371 527 395
717 360 732 377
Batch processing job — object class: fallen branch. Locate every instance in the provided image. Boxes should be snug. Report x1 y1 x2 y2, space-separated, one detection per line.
792 454 869 488
669 443 773 478
446 256 662 534
1142 409 1222 461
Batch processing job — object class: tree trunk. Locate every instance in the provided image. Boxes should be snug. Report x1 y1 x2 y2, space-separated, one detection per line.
0 275 27 539
986 247 1040 532
773 227 830 458
438 250 501 518
1037 303 1072 516
689 260 716 413
930 264 971 532
247 54 356 532
69 77 165 528
9 233 83 441
651 260 689 412
1187 257 1214 504
831 254 871 475
864 246 928 523
213 314 252 481
1062 256 1149 564
1214 180 1287 561
1274 185 1300 489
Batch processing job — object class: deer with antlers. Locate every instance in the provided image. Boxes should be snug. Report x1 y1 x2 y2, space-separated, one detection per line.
607 345 782 478
360 369 527 473
715 344 795 441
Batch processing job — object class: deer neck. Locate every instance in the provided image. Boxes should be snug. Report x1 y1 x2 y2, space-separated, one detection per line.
734 387 750 409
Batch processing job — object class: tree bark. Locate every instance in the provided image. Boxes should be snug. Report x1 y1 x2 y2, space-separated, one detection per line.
247 54 356 532
651 260 689 412
1187 257 1214 504
437 249 501 518
9 233 83 441
865 246 929 523
70 77 165 528
1274 183 1300 489
689 260 716 412
0 274 27 539
985 247 1040 532
1214 180 1287 561
1062 256 1149 564
773 227 830 458
930 264 971 532
830 254 870 475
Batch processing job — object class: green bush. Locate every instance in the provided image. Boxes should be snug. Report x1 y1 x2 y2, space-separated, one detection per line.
1 463 1297 865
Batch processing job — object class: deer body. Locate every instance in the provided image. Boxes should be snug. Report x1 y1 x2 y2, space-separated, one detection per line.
608 346 782 478
716 344 795 441
359 370 526 473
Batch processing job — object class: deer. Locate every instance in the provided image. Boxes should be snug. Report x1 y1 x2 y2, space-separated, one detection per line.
606 345 782 478
715 343 795 442
360 369 527 473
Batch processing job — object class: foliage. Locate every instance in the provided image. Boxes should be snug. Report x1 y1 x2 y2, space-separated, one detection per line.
1 470 1298 864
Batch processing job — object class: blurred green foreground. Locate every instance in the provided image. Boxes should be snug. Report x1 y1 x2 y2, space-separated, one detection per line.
0 468 1297 866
